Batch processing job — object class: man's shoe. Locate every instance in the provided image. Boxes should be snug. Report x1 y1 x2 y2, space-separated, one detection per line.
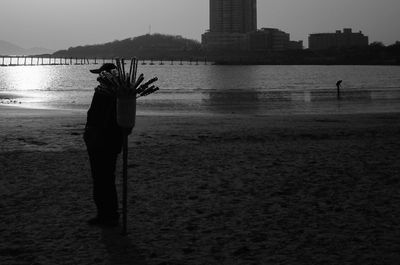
87 216 119 227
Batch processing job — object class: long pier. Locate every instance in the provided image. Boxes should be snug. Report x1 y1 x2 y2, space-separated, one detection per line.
0 56 209 66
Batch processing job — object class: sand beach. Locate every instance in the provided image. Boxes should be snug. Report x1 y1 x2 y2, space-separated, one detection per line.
1 105 399 264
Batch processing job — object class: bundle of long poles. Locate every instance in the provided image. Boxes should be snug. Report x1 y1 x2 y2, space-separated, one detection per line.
105 58 159 235
122 128 129 235
115 58 138 236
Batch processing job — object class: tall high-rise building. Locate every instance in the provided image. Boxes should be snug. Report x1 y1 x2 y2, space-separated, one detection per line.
202 0 257 50
210 0 257 33
202 0 302 52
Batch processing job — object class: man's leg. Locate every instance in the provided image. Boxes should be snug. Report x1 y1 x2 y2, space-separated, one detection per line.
88 148 119 222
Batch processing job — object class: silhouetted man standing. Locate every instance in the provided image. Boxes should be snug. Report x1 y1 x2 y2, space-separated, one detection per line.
84 63 123 227
336 80 343 100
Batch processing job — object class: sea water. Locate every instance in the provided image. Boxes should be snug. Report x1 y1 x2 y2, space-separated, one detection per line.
1 64 400 115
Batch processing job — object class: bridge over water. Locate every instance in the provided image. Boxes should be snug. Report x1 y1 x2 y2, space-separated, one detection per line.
0 56 209 66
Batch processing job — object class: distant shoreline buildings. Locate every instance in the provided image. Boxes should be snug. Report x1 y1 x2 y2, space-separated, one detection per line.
201 0 370 52
202 0 302 52
210 0 257 34
309 28 369 50
248 28 303 52
202 0 257 50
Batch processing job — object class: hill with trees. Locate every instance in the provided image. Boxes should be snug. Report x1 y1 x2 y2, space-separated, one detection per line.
53 34 204 59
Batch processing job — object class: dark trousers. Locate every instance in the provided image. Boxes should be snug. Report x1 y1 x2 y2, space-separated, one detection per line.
87 148 119 220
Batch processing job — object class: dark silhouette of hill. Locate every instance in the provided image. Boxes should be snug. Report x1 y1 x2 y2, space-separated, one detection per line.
53 34 204 59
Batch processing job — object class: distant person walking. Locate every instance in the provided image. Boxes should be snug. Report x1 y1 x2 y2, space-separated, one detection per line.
336 80 343 100
84 63 125 227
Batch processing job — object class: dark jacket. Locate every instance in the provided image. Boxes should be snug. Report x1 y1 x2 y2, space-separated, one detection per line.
84 89 123 153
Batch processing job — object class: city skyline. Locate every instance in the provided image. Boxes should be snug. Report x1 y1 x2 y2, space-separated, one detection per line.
0 0 399 50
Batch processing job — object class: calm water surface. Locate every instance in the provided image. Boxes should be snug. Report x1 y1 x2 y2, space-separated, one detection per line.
1 64 400 115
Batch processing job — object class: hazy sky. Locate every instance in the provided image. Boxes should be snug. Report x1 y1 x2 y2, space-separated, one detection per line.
1 0 399 50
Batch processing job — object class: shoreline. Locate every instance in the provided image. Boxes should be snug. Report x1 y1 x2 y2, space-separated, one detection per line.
1 103 400 154
2 103 400 117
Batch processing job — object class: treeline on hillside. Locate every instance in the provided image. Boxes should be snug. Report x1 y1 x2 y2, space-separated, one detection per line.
53 35 400 65
212 42 400 65
53 34 204 59
301 42 400 65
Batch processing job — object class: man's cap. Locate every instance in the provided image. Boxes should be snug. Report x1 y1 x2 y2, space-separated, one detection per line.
90 63 117 74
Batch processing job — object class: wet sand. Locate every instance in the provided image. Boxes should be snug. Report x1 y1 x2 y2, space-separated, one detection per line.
1 105 399 264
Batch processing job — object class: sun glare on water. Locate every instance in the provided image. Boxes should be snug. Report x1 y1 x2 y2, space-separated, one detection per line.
6 66 51 91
